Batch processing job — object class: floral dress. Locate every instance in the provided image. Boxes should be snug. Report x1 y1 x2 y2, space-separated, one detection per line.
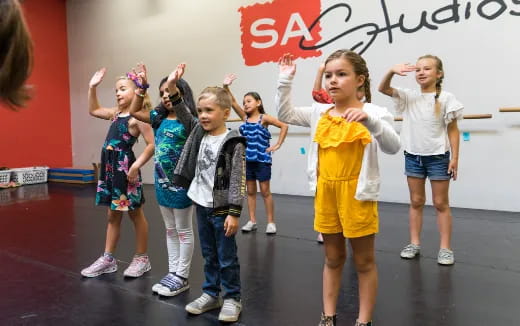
96 113 144 211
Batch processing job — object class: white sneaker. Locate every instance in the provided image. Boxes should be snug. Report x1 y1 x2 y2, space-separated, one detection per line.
438 248 455 265
81 255 117 278
266 223 277 234
185 293 222 314
123 255 151 277
218 298 242 322
241 221 257 232
400 244 420 259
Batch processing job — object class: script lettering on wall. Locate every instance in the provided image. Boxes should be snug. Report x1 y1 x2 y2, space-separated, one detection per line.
239 0 520 66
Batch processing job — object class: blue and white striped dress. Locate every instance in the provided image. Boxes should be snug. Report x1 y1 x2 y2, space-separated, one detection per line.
239 114 272 164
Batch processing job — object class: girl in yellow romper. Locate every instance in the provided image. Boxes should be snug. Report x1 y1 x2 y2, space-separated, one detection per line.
276 51 400 326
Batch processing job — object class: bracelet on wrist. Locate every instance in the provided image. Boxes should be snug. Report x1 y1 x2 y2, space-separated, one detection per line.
126 72 150 90
134 89 145 97
168 92 182 105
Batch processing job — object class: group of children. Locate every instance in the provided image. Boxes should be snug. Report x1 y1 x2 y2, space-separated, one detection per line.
80 49 463 326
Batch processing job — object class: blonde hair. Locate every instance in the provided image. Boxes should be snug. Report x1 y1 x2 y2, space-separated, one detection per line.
324 50 371 103
0 0 34 109
198 86 232 109
418 54 444 117
115 76 152 112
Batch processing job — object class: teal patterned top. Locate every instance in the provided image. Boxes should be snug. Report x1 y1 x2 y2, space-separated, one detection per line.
150 109 192 208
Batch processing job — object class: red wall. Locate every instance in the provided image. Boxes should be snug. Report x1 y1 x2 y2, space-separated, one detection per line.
0 0 72 168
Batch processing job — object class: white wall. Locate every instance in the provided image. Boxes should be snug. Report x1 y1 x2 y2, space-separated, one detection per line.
67 0 520 212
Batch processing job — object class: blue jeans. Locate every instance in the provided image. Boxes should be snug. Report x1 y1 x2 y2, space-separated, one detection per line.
195 204 241 300
404 151 451 180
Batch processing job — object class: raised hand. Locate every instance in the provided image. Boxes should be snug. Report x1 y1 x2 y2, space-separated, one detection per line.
223 73 237 87
167 63 186 93
89 68 106 88
132 62 148 88
392 63 417 76
342 108 368 122
278 53 296 76
317 62 326 74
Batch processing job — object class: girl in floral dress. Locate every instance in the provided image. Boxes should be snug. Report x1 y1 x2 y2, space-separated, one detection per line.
81 67 155 278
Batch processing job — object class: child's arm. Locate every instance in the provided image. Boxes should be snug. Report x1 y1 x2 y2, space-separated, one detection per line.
312 63 333 104
378 63 416 97
167 63 198 134
128 63 152 123
275 54 314 127
88 68 117 120
223 74 247 121
225 142 247 237
447 120 460 180
262 115 289 153
127 120 155 184
342 107 401 154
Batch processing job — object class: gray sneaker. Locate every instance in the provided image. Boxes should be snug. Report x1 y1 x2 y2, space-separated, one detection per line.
241 221 257 232
218 298 242 322
400 244 420 259
185 293 222 315
438 248 455 265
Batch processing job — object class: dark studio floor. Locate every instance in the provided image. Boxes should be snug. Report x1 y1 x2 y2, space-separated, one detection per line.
0 183 519 326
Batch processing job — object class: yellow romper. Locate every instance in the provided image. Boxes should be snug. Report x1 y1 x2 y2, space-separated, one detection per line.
313 112 379 238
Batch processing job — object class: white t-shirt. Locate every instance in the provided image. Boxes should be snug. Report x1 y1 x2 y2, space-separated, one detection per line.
188 130 229 207
393 87 463 155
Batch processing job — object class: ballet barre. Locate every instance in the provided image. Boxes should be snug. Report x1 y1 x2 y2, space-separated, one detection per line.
394 114 492 121
499 107 520 112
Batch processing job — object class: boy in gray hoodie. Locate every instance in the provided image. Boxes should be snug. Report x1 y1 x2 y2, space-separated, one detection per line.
167 64 246 323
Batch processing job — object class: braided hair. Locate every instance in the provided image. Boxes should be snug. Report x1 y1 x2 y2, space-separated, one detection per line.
418 54 444 117
324 50 371 103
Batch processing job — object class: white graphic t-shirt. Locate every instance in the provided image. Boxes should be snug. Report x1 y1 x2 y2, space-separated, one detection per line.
188 130 229 207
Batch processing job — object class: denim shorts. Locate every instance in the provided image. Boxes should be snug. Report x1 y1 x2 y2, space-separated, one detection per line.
404 151 451 180
246 161 271 182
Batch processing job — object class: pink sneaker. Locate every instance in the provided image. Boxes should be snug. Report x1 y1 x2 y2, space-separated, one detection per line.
123 255 151 277
81 256 117 277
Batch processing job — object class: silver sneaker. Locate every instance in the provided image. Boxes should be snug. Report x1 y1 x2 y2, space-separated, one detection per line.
218 298 242 322
438 248 455 265
241 221 257 232
266 223 277 234
123 255 151 277
400 244 420 259
185 293 222 314
81 255 117 277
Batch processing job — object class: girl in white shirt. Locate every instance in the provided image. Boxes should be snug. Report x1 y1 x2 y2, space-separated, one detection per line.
378 55 463 265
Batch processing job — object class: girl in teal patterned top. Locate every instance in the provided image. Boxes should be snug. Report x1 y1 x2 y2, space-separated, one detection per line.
81 67 155 280
129 64 198 297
